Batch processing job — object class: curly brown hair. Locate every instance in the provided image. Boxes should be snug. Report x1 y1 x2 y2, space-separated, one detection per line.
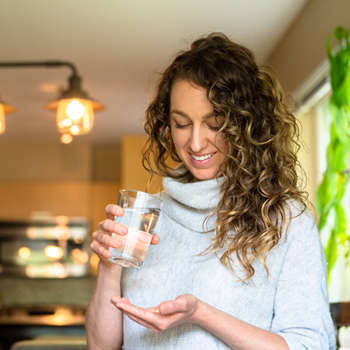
143 32 308 280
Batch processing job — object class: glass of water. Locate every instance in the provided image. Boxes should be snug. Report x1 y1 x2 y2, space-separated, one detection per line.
109 189 163 268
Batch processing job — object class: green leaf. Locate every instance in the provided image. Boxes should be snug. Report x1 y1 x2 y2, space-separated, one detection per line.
336 172 348 201
332 136 350 171
335 202 347 235
341 72 350 106
322 26 350 280
316 170 337 213
326 115 350 167
327 36 334 64
318 205 333 233
329 56 345 98
343 69 350 108
324 229 338 281
334 27 349 40
329 52 350 105
335 202 348 245
325 123 336 168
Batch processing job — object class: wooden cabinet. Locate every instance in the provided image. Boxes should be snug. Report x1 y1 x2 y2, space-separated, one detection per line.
121 135 164 194
0 135 177 240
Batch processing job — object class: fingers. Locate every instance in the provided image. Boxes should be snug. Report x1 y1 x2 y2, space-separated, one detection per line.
89 204 129 265
92 228 122 252
90 239 113 260
150 233 160 245
113 300 165 333
146 307 159 313
158 300 179 315
93 230 117 248
112 296 130 304
111 296 131 305
98 219 128 236
105 204 125 220
90 219 128 262
122 311 161 333
93 220 128 248
158 295 195 315
110 295 198 333
110 297 160 331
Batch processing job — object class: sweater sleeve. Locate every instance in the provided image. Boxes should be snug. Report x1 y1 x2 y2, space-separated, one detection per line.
270 210 336 350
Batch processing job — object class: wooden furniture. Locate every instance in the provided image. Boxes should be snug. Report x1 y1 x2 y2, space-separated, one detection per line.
10 336 87 350
330 301 350 349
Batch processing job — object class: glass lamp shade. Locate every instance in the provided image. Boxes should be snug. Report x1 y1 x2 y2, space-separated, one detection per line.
0 104 5 134
56 98 94 135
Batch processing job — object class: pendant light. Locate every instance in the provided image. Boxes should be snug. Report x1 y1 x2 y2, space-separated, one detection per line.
0 95 16 135
46 74 104 135
0 60 105 138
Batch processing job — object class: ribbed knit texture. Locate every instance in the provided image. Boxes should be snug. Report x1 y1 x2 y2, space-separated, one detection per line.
121 177 336 350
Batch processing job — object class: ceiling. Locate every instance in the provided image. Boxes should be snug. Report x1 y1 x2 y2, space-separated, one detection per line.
0 0 309 145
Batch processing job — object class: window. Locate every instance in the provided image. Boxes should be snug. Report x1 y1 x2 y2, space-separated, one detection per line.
298 83 350 302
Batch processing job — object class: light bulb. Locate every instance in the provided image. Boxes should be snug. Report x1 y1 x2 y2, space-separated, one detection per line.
19 247 31 259
66 100 84 120
56 98 94 135
0 104 5 135
44 245 64 259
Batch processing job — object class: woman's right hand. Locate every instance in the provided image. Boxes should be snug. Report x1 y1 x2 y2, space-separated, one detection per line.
90 204 160 267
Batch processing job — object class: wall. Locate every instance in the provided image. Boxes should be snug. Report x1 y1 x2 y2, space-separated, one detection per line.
298 107 318 207
0 143 92 181
268 0 350 95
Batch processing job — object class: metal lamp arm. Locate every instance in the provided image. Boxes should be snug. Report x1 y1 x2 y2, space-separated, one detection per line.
0 61 78 76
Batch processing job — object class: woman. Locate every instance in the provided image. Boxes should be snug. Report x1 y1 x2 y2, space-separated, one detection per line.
86 33 336 350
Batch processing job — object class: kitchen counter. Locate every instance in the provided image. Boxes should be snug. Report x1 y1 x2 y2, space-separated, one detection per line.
0 276 95 349
0 276 96 309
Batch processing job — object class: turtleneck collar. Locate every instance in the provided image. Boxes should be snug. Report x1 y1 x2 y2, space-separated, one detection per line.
161 176 223 232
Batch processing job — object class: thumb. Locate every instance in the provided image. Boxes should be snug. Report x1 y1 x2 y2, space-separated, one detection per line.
150 233 160 245
159 300 180 315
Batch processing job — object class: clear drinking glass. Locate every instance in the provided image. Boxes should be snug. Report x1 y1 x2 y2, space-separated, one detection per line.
109 189 163 268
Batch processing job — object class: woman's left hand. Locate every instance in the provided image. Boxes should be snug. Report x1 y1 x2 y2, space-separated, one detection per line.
110 294 200 333
111 294 290 350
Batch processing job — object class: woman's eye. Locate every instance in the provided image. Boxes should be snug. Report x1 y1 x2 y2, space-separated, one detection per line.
175 123 189 129
209 125 223 131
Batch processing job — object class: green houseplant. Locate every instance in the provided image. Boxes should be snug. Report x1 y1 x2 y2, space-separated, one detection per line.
316 26 350 280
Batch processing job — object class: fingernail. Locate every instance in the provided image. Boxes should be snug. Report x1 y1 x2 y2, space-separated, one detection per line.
111 297 118 304
162 305 167 313
117 209 124 215
121 227 128 234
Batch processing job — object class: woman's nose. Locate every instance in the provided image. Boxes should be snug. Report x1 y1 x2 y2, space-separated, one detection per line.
189 127 207 152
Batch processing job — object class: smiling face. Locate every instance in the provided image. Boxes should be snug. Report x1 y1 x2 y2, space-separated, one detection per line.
169 80 229 182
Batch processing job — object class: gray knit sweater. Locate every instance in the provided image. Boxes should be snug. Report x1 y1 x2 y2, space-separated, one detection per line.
121 177 336 350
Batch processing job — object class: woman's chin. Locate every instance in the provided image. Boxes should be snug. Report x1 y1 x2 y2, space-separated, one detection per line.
188 170 219 182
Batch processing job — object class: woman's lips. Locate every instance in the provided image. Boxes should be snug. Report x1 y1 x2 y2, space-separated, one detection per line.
189 152 216 164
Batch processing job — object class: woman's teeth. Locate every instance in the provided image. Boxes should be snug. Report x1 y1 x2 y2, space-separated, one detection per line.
191 153 215 161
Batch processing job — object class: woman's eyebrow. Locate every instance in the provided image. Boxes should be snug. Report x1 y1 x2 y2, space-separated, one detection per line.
169 110 217 119
169 110 189 119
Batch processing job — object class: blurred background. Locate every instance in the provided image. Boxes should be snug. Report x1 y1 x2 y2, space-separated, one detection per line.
0 0 350 348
